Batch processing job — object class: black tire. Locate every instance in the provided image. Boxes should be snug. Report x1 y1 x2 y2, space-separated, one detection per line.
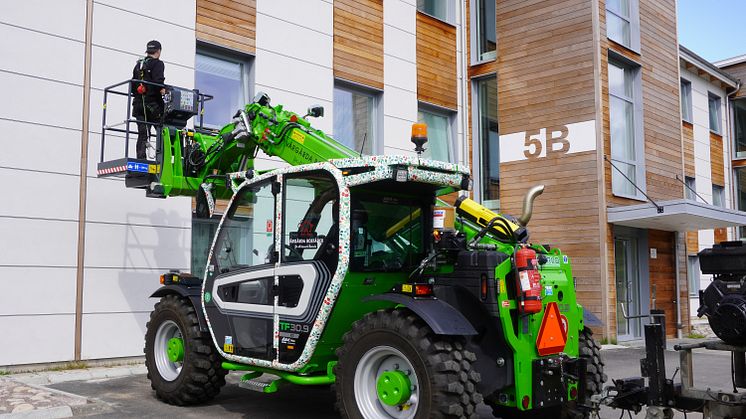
335 309 483 419
144 294 227 405
489 327 606 419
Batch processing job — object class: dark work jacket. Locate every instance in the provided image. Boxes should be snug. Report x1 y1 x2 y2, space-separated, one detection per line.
131 57 165 102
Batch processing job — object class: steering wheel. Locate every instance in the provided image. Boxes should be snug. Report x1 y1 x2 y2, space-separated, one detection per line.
284 244 304 261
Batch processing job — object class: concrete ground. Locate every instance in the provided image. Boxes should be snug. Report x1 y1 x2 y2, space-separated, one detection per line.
0 342 737 418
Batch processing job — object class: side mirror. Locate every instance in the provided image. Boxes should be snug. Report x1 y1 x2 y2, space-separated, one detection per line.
253 91 271 106
305 105 324 118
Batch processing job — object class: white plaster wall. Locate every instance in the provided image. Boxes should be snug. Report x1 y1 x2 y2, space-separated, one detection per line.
80 0 195 361
0 0 85 365
682 66 732 317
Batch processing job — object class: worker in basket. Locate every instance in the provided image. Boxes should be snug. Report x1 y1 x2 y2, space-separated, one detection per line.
131 40 166 159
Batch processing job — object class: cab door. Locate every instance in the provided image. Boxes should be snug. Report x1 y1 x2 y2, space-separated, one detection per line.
203 177 278 361
275 170 339 364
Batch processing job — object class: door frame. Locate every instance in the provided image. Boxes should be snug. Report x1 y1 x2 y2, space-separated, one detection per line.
613 226 650 341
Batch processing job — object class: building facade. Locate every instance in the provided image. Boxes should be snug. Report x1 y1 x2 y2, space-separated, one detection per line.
2 0 746 367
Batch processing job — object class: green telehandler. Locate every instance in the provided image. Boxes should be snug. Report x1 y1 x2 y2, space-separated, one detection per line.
97 79 605 418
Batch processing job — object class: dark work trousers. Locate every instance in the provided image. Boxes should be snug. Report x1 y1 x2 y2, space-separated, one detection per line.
132 99 163 159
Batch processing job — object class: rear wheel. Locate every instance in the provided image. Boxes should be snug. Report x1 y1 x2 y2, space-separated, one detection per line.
144 294 226 405
489 327 606 419
335 309 483 419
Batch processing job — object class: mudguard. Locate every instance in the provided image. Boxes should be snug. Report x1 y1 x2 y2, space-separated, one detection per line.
150 285 208 332
363 293 478 336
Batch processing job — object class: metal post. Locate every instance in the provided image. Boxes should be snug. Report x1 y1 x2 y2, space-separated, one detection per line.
125 89 132 158
644 311 667 407
100 89 107 162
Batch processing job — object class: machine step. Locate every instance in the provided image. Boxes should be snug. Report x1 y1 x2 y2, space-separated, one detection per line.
239 377 279 394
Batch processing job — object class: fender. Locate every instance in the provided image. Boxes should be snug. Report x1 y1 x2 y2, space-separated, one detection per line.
363 293 477 336
150 285 208 332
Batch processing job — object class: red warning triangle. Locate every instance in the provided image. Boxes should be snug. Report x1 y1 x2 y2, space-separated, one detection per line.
536 302 567 356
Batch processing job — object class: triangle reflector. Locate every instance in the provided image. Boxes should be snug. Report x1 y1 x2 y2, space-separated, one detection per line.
536 302 567 356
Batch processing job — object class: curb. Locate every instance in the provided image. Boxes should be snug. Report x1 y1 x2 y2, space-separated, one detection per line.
11 365 146 387
0 406 73 419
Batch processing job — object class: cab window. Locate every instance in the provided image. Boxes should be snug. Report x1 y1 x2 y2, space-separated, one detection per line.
350 195 424 272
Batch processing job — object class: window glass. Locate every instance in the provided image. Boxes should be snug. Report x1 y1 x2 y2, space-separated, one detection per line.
685 176 696 201
712 184 724 207
475 76 499 204
607 0 630 15
214 181 275 273
680 79 692 122
709 93 721 134
737 168 746 238
283 173 338 269
608 60 640 197
192 216 220 279
195 52 247 128
735 100 746 159
417 0 453 23
334 86 376 154
687 256 700 296
475 0 496 61
350 196 424 272
418 109 452 162
607 13 631 46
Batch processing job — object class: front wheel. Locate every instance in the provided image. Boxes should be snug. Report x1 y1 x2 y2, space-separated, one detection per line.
335 309 483 419
144 294 226 405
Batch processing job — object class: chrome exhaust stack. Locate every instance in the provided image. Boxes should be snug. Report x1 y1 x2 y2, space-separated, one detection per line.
517 185 545 227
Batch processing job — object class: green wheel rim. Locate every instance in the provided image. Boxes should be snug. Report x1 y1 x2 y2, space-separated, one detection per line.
166 337 184 363
377 370 412 406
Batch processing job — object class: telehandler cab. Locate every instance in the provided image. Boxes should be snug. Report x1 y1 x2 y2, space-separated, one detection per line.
98 80 605 418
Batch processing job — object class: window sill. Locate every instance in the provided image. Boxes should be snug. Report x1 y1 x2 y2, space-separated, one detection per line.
710 130 723 138
682 120 693 128
416 10 456 28
611 191 647 203
608 38 641 57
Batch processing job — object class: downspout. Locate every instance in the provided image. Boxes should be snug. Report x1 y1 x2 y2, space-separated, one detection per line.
727 81 742 239
74 0 94 360
459 0 470 196
674 231 682 339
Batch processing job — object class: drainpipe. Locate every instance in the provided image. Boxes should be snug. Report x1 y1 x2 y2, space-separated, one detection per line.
727 81 742 239
674 231 682 339
459 0 470 196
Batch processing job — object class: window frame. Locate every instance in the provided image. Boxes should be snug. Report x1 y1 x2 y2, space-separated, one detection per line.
417 102 457 163
333 80 382 155
471 74 499 208
708 92 722 135
470 0 497 65
416 0 456 25
684 176 696 201
687 255 700 296
605 0 640 51
733 98 746 160
195 43 254 130
608 54 646 200
680 78 693 123
712 184 725 208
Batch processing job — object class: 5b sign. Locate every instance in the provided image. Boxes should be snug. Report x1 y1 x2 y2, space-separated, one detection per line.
499 120 596 163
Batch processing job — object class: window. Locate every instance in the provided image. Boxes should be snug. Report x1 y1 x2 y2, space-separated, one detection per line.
417 106 454 162
417 0 455 24
350 195 424 272
334 84 379 155
608 58 643 198
687 256 700 296
282 172 339 271
195 48 252 128
192 216 220 279
712 184 725 207
735 99 746 158
685 176 696 201
473 75 499 206
708 93 722 134
471 0 496 63
680 79 692 123
213 180 276 274
606 0 639 50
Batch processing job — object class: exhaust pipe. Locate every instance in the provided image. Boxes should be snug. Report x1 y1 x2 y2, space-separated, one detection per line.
517 185 545 226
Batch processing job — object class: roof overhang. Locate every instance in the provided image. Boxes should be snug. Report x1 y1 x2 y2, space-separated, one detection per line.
607 199 746 231
680 45 739 90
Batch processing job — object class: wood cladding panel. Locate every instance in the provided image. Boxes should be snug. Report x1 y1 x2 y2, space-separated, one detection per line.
648 230 681 337
710 132 725 186
683 122 695 177
685 231 698 255
715 228 728 244
722 62 746 98
495 0 602 322
333 0 383 89
196 0 256 54
416 12 457 109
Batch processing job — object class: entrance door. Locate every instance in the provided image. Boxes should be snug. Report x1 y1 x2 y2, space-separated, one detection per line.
615 237 642 340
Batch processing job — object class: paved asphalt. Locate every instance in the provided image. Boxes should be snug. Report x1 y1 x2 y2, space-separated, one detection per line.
49 346 734 418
